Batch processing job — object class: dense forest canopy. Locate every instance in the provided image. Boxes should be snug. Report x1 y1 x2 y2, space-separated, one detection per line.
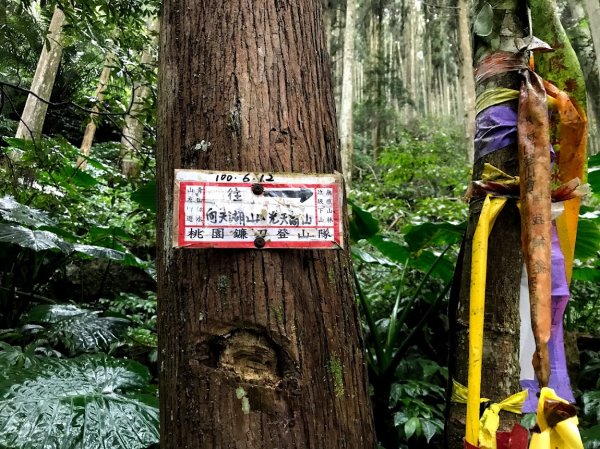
0 0 599 448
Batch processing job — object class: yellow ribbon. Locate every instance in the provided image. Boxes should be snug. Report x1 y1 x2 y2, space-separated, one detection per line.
529 388 583 449
454 380 527 449
475 88 558 115
465 195 507 447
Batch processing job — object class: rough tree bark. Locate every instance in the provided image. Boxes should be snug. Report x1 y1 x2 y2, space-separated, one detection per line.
446 1 528 447
339 0 356 190
15 6 65 141
157 1 377 448
457 0 476 163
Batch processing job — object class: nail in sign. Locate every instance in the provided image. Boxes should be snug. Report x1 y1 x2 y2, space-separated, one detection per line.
173 170 344 249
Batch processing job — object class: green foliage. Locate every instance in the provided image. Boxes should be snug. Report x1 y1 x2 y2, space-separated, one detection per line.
350 199 459 447
0 137 155 253
390 359 446 444
352 120 469 228
576 351 600 448
24 304 129 355
0 353 159 449
100 291 157 359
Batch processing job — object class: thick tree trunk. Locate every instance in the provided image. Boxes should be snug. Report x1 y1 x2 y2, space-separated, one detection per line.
339 0 355 190
446 2 528 447
15 6 65 141
121 18 159 177
78 52 113 167
156 2 377 449
457 0 476 163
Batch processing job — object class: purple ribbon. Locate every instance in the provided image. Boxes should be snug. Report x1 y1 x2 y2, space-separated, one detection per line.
474 103 518 161
521 226 574 412
474 102 555 163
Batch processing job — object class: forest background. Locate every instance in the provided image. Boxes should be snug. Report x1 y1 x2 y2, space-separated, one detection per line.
0 0 599 448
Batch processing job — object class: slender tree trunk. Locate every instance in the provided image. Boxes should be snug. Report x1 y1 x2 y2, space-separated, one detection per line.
157 1 377 448
15 6 65 141
563 0 600 155
458 0 476 163
121 18 159 177
583 0 600 76
583 0 600 155
78 52 113 167
339 0 355 190
372 0 384 158
446 2 528 447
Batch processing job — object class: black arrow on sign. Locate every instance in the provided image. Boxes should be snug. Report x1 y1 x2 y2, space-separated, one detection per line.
263 188 314 203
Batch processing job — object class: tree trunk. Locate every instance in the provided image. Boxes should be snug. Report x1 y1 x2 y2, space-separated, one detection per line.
78 52 113 167
446 2 528 447
457 0 476 163
156 1 377 449
563 0 600 154
371 0 384 159
583 0 600 78
584 0 600 155
339 0 355 191
15 6 65 141
121 18 159 177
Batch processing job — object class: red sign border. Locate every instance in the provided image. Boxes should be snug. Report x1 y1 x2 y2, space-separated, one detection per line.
174 179 343 249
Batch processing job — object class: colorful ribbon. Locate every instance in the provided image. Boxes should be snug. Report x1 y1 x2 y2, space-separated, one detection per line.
453 380 527 449
465 195 508 447
529 388 583 449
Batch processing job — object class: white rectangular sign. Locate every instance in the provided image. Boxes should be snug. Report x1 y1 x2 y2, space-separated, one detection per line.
173 170 344 249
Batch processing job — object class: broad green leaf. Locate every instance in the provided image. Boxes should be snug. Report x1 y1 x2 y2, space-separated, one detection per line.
73 243 129 261
421 419 438 443
26 305 129 355
3 137 35 152
474 2 494 37
348 200 380 241
589 166 600 198
0 354 159 449
572 267 600 282
88 225 132 243
581 423 600 445
409 249 455 283
38 225 79 241
369 235 410 264
25 305 91 323
404 416 420 439
0 223 70 252
60 166 99 187
574 219 600 261
0 343 36 370
403 221 464 252
131 181 157 212
393 411 408 426
351 246 397 267
0 196 54 227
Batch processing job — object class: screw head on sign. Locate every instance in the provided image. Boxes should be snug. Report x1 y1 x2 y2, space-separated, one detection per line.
254 237 266 249
251 183 264 195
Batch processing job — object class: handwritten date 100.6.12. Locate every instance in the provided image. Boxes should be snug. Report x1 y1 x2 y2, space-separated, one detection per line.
214 173 275 183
